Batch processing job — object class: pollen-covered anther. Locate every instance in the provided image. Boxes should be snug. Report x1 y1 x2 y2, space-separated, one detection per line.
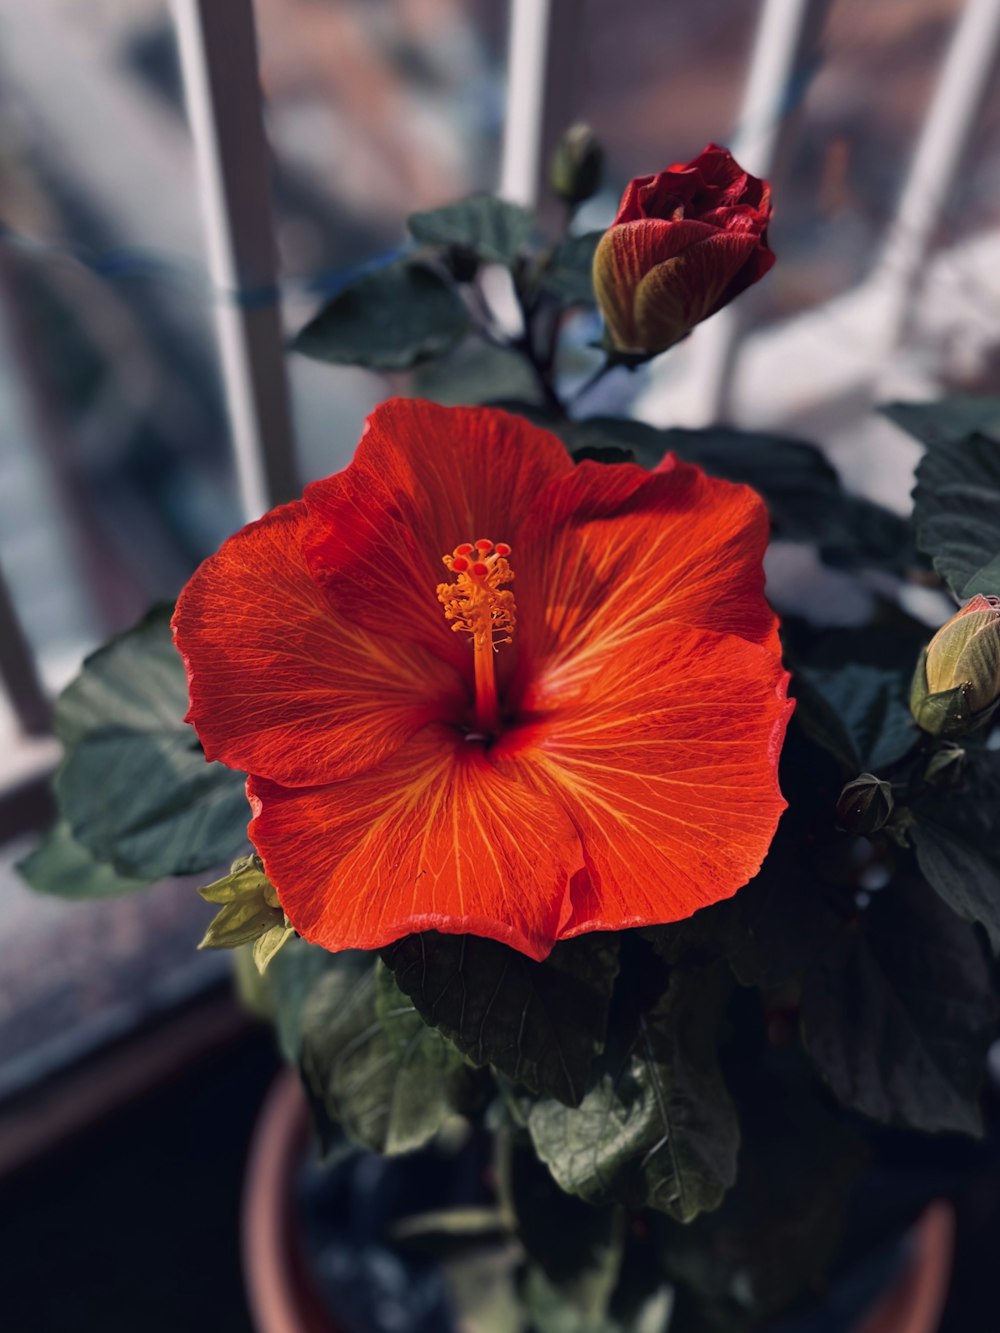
437 540 516 649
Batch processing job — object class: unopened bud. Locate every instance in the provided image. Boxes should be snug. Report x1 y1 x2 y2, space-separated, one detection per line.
836 773 894 835
550 124 604 207
910 595 1000 737
923 743 967 788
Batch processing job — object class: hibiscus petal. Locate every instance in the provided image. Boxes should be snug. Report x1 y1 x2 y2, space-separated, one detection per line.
302 399 573 665
248 726 585 962
173 502 463 785
507 623 792 937
514 456 780 708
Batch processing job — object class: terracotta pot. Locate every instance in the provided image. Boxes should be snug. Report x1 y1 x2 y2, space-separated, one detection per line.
851 1200 955 1333
241 1071 956 1333
242 1069 337 1333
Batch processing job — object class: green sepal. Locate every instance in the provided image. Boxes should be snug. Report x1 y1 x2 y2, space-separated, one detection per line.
835 773 893 834
910 647 997 737
198 854 292 975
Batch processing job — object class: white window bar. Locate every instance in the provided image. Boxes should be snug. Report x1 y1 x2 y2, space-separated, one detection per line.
500 0 581 209
670 0 835 425
0 567 50 738
876 0 1000 353
171 0 299 521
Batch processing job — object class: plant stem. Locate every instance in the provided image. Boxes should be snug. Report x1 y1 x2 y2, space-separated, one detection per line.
568 358 616 412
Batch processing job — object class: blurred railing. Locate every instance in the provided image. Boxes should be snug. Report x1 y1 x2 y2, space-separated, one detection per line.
1 0 1000 802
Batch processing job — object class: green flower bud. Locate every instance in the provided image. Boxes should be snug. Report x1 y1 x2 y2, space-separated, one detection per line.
910 595 1000 737
923 743 967 788
836 773 894 834
550 123 604 206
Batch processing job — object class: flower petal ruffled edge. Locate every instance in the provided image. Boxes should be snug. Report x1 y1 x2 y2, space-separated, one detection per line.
513 453 781 710
248 726 587 962
505 622 793 940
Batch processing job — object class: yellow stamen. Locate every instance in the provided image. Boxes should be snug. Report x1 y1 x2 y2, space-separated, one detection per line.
436 539 515 733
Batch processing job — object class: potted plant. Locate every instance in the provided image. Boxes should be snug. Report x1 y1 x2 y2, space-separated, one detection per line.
20 131 1000 1332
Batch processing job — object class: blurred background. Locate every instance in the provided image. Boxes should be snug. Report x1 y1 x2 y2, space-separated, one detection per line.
0 1 998 1328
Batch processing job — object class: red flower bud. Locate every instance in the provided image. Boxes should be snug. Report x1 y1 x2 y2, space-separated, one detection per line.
593 144 775 357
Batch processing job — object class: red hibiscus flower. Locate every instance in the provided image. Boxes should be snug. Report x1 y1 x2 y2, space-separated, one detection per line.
594 144 774 356
173 399 791 962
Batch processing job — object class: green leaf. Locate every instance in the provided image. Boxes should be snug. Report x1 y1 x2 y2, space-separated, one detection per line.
382 932 620 1107
53 608 249 879
539 232 602 305
882 396 1000 448
527 966 739 1223
292 260 470 370
911 749 1000 951
521 1265 661 1333
794 663 918 772
17 820 149 899
54 605 183 749
912 431 1000 598
654 1072 867 1327
408 196 536 267
502 1140 625 1328
411 339 540 406
647 829 833 989
801 879 997 1135
276 949 467 1155
565 419 914 572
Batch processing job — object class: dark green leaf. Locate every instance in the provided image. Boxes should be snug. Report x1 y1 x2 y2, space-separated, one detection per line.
502 1140 624 1310
655 1070 867 1326
408 196 536 267
882 396 1000 448
539 232 602 305
55 605 185 748
794 663 919 772
17 820 149 899
527 966 739 1222
801 879 997 1135
53 608 248 879
382 932 620 1107
272 945 465 1154
268 937 338 1064
411 339 540 406
912 431 1000 598
521 1263 661 1333
292 260 470 370
564 419 915 571
647 830 833 989
912 749 1000 951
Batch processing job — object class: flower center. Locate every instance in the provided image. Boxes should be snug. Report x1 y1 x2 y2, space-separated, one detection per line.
437 539 515 734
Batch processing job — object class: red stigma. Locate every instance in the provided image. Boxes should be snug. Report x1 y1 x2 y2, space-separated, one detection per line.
472 562 489 577
455 543 474 556
494 542 511 557
451 556 469 572
475 539 493 552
